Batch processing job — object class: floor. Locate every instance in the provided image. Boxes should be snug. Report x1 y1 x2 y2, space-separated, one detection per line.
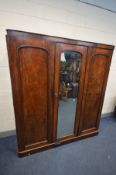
0 116 116 175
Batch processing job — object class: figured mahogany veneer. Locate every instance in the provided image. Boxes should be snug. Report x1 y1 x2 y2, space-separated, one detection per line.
6 30 114 157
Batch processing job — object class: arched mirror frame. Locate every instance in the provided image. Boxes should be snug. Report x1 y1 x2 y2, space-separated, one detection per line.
57 51 82 138
53 43 88 143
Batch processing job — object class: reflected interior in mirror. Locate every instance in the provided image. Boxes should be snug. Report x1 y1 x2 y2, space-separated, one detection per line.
57 51 82 138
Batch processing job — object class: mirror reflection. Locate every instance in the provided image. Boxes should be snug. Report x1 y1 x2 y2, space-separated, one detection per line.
57 51 82 138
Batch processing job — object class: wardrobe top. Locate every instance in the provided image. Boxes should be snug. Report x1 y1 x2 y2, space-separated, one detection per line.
6 29 114 50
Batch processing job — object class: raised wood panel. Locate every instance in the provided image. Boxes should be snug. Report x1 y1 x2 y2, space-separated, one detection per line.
18 46 48 146
79 48 113 134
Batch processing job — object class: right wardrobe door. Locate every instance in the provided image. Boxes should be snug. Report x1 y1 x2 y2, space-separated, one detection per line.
78 47 113 135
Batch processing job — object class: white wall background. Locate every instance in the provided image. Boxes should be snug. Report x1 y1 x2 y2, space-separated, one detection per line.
0 0 116 132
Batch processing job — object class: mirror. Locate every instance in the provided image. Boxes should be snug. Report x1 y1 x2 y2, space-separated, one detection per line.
57 51 82 138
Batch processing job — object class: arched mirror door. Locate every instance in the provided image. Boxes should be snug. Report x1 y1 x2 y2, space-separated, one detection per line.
53 43 87 141
57 51 82 138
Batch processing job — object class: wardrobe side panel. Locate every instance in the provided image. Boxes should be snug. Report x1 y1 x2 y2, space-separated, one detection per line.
19 47 49 145
6 31 55 153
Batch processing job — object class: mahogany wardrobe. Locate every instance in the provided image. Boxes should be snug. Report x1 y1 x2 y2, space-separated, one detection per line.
6 30 114 157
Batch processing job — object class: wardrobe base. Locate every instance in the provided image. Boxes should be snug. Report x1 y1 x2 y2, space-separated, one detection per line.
18 130 99 157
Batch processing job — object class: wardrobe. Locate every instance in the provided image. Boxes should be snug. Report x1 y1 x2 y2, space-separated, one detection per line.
6 30 114 157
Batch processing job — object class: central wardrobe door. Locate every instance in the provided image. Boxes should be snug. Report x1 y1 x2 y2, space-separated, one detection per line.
53 43 87 141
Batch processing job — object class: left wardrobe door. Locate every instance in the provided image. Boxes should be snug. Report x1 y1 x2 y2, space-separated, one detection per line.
6 30 55 156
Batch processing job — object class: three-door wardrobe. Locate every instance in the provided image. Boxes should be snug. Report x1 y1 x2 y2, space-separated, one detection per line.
6 30 114 157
